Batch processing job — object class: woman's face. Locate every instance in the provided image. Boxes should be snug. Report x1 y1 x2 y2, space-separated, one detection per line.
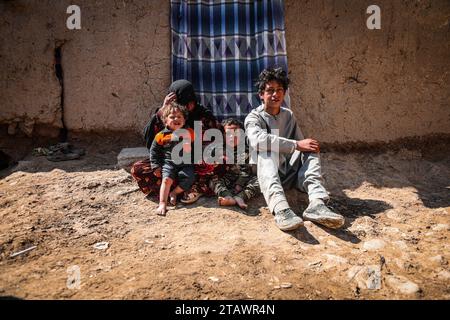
186 101 196 112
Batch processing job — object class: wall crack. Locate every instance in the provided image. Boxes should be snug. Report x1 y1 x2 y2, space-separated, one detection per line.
54 41 68 141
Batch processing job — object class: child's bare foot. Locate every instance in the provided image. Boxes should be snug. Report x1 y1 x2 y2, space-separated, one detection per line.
156 203 167 216
169 192 178 206
218 196 236 206
234 196 248 210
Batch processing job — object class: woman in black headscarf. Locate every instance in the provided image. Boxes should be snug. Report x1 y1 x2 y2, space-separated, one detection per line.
131 80 221 203
142 80 218 148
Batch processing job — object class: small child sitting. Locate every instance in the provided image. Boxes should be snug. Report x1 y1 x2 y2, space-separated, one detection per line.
150 102 195 216
211 118 259 210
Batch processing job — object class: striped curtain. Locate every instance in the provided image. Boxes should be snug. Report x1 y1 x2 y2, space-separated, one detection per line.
171 0 289 122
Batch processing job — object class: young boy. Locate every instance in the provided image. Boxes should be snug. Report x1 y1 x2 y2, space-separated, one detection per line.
244 67 345 231
150 102 195 216
211 118 260 210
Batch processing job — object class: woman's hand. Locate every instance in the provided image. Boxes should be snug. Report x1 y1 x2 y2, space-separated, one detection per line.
163 92 177 108
157 93 177 117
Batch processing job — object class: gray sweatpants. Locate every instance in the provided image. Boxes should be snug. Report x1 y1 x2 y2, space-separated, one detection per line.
257 150 329 213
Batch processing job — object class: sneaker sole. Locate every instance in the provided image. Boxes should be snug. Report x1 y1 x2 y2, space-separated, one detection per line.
303 216 344 229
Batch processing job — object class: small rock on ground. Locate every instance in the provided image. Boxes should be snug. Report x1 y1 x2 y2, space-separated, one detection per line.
363 239 386 251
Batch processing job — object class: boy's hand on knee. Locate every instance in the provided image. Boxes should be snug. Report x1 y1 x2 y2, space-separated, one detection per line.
154 168 162 178
296 139 320 153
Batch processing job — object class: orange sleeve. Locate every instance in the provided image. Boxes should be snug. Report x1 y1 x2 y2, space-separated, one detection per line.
155 132 165 145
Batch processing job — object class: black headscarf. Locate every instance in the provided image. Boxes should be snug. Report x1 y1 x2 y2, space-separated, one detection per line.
168 79 197 105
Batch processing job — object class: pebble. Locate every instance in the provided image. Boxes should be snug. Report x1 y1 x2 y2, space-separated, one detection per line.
285 265 295 271
382 226 401 235
87 182 101 189
386 210 404 221
432 224 449 231
393 240 409 251
350 223 375 237
437 270 450 280
366 266 382 290
386 275 420 295
208 276 219 282
93 242 109 250
363 239 386 251
428 255 446 266
308 260 322 268
280 282 292 289
347 265 382 290
347 266 363 281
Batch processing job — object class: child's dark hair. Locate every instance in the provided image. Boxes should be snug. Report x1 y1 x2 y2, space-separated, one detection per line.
162 101 188 121
221 118 244 129
255 67 290 94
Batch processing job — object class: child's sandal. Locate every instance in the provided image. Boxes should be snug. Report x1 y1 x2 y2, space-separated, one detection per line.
180 192 202 204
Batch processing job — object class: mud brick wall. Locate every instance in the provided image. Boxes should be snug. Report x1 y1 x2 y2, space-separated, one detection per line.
1 0 449 143
0 0 171 137
285 0 450 143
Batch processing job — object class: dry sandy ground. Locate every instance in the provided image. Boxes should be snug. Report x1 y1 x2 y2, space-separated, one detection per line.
0 141 449 300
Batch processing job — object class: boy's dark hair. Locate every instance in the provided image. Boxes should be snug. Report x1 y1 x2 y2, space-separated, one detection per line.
162 101 188 121
221 118 244 129
255 67 290 94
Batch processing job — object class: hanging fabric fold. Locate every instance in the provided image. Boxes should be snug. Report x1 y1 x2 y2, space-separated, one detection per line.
171 0 290 121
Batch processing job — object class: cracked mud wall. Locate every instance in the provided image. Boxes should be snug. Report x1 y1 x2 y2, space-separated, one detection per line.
285 0 450 143
0 1 63 137
1 0 449 143
61 0 170 133
0 0 170 136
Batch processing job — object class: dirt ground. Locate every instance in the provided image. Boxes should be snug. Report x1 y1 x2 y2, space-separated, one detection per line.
0 138 449 300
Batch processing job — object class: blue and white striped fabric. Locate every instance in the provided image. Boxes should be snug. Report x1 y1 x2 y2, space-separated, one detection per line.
171 0 289 121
